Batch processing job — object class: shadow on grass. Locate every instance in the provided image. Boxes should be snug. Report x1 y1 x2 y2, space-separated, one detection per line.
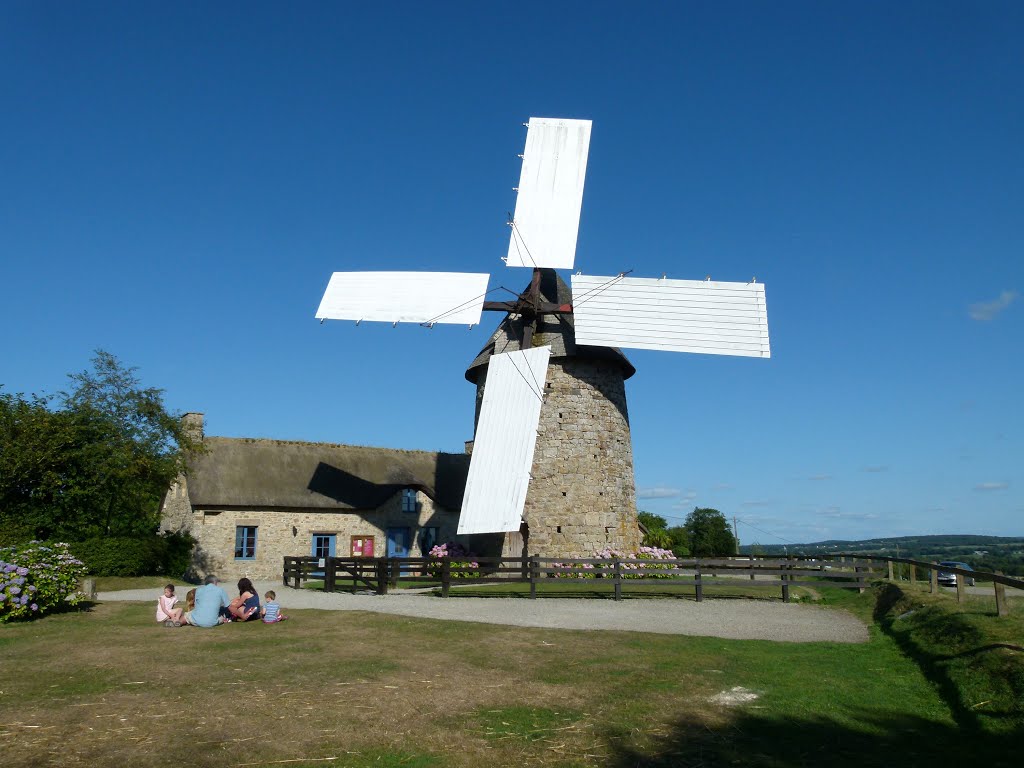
873 582 1024 735
606 708 1023 768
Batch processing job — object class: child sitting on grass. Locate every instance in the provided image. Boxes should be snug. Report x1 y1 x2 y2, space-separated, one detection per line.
261 591 286 623
156 584 183 627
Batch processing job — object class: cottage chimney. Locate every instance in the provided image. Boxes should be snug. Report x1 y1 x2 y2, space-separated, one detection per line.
182 412 205 441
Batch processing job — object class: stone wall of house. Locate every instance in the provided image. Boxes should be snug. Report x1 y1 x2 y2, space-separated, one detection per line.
183 490 460 582
160 477 196 536
473 357 642 559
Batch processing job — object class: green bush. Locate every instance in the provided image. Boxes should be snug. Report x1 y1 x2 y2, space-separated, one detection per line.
70 532 194 577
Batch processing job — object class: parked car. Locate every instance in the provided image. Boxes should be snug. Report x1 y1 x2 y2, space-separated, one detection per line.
937 561 975 586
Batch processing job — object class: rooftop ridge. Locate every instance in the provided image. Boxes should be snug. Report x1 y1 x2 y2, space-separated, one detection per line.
202 435 463 456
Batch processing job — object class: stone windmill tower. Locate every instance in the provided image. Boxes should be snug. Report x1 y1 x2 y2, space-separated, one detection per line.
315 117 771 557
465 268 641 559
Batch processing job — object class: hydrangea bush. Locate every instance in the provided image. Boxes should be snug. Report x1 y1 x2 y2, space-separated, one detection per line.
0 541 87 622
551 546 678 579
427 541 480 579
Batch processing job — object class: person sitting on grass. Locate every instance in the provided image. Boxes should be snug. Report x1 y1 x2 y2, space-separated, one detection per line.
181 575 230 628
185 588 196 613
156 584 183 627
227 577 261 622
261 591 286 623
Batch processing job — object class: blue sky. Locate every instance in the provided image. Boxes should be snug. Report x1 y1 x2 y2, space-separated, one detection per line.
2 2 1021 545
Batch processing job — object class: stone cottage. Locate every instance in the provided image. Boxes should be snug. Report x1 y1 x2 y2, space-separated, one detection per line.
160 414 470 581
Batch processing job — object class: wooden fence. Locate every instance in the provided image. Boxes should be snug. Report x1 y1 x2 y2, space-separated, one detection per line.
834 553 1024 618
283 554 883 602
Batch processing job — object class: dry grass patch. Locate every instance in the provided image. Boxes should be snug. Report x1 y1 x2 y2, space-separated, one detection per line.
0 595 986 767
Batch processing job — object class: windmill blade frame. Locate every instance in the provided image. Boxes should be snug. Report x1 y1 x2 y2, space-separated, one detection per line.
571 274 770 358
458 345 552 535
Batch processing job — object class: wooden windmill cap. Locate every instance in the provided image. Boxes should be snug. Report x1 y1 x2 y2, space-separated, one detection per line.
464 269 636 383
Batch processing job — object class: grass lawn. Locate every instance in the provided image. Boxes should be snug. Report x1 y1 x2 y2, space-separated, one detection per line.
1 588 1019 767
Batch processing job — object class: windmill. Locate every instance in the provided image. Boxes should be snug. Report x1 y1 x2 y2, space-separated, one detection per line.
316 118 770 559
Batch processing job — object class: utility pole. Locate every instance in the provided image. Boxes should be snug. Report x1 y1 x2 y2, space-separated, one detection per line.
733 515 740 555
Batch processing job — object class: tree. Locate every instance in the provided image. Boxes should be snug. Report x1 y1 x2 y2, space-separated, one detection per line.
665 526 690 557
0 351 202 541
636 511 690 556
683 507 736 557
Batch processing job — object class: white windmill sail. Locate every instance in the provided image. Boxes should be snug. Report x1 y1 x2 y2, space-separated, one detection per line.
506 117 592 270
457 345 552 535
571 274 771 358
315 271 489 325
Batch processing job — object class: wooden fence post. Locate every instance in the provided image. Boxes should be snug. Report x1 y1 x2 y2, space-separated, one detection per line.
694 561 703 603
375 558 388 595
909 562 916 586
994 572 1009 618
614 559 622 601
782 561 790 603
441 557 451 598
887 560 895 581
529 555 538 599
956 573 965 604
930 566 938 594
855 564 865 594
324 557 335 593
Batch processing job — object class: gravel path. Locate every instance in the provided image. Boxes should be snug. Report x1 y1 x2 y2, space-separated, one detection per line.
100 582 868 643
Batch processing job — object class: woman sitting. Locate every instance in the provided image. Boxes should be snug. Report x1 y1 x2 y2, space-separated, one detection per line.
227 577 261 622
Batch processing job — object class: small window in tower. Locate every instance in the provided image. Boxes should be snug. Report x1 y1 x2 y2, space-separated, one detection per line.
561 491 567 497
556 526 562 533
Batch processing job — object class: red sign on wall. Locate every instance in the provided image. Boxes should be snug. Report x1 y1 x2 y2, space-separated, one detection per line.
351 536 375 557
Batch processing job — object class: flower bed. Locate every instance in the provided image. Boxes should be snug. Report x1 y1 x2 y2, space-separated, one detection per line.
550 546 678 579
426 541 480 579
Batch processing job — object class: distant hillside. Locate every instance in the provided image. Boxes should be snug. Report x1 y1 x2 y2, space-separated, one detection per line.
739 535 1024 576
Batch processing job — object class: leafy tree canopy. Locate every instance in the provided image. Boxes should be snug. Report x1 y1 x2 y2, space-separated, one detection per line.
0 351 201 543
637 511 690 556
683 507 736 557
637 511 668 532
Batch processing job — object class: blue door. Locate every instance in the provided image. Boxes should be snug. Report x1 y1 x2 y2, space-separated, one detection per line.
311 534 336 577
387 527 410 559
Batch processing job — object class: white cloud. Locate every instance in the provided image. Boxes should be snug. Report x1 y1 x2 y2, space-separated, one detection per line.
809 474 832 481
713 482 733 491
670 490 698 509
863 465 889 473
636 486 681 499
741 500 771 507
974 482 1008 491
969 290 1018 321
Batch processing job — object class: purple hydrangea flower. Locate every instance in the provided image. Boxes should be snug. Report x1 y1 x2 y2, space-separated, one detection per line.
16 566 28 576
10 586 20 596
19 594 29 605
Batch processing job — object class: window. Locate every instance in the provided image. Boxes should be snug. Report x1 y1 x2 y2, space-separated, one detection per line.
312 534 336 560
234 526 257 560
402 488 417 513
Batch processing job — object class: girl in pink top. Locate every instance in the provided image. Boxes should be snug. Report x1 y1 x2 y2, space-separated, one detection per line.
156 584 183 626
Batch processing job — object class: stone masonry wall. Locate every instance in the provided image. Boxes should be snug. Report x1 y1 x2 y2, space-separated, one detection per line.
178 490 459 582
475 358 642 558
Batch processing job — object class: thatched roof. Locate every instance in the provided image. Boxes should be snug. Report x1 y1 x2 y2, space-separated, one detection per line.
465 269 635 383
187 437 470 511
